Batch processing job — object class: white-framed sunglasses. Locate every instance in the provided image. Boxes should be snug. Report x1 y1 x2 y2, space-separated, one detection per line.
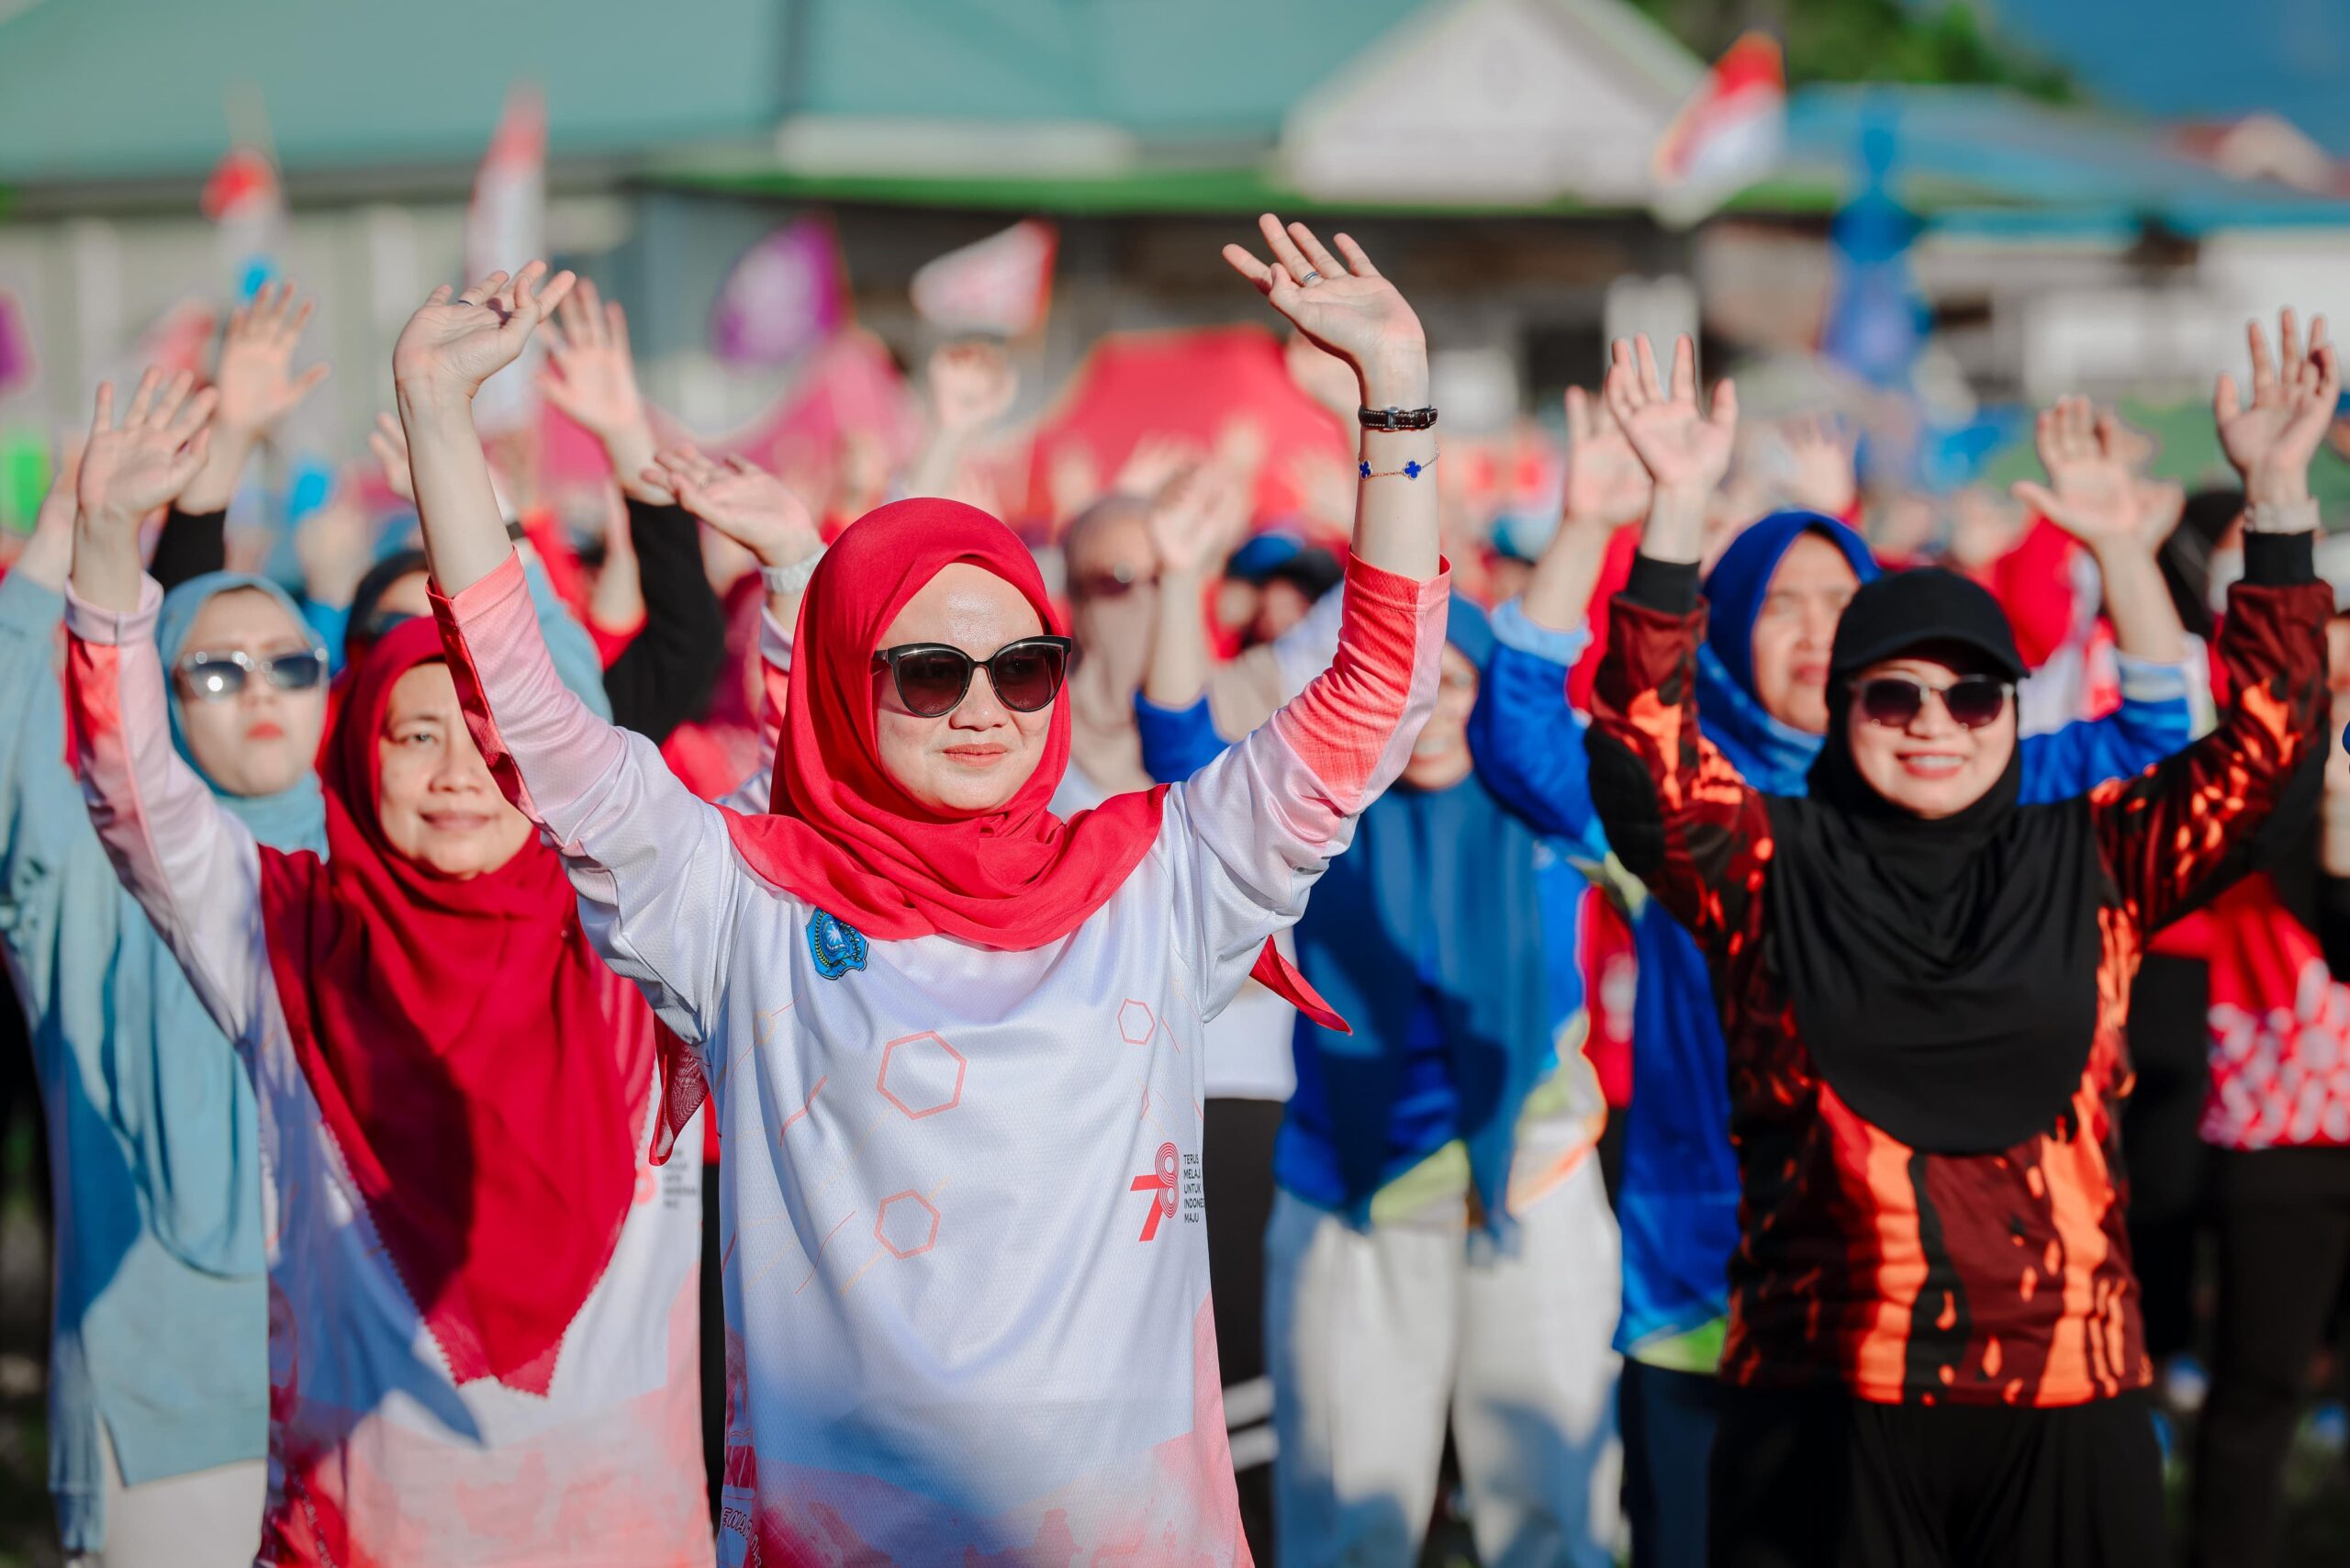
173 647 329 702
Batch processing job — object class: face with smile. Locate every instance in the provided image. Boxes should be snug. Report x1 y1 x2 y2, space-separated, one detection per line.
1842 649 2017 820
1751 532 1863 734
375 662 534 878
1401 644 1478 791
173 588 329 798
872 564 1056 815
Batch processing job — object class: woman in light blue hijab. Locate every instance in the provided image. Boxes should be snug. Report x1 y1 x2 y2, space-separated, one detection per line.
1 556 335 1561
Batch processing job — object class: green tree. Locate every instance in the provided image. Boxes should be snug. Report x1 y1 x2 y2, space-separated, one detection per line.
1627 0 2076 101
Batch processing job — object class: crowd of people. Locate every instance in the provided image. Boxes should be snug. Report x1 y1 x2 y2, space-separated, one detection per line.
0 206 2345 1568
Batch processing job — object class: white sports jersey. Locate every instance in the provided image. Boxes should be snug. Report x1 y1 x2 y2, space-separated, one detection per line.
439 549 1446 1565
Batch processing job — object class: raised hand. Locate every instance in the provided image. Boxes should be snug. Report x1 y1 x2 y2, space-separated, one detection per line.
1147 464 1250 579
2214 308 2339 508
1780 411 1858 519
645 445 820 569
926 341 1017 437
1605 335 1738 497
1223 215 1427 408
392 263 576 409
2010 396 2152 552
1113 432 1205 500
177 280 333 514
72 371 218 610
367 411 417 503
11 438 84 590
1561 385 1652 531
78 370 217 532
539 277 666 500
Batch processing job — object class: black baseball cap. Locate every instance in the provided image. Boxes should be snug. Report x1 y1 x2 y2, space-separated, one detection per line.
1828 566 2026 684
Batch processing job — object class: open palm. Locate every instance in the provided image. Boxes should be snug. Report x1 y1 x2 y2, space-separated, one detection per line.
1222 215 1424 390
2214 308 2338 503
393 263 575 403
77 370 217 532
1562 385 1651 528
2011 395 2144 547
540 278 645 439
648 445 818 564
1605 334 1737 495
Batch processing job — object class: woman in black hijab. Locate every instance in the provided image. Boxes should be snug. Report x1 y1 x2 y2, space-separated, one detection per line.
1582 323 2335 1568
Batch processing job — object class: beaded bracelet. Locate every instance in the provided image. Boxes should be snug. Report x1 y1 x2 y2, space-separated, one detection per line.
1360 451 1438 481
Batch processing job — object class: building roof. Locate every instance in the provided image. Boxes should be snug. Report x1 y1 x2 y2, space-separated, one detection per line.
1762 85 2350 236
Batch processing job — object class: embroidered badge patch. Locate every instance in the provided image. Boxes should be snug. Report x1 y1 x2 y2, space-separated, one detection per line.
807 910 869 980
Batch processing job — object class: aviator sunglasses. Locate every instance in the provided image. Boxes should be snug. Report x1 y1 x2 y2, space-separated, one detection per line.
873 636 1076 719
174 647 330 702
1853 674 2013 732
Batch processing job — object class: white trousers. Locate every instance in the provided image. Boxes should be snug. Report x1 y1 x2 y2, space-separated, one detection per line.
1266 1154 1622 1568
62 1433 263 1568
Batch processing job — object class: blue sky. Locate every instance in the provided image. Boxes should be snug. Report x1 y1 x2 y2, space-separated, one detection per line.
1982 0 2350 151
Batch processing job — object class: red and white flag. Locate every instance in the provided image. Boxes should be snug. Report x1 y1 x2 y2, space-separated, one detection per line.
201 144 285 300
911 220 1057 338
465 86 548 437
1651 33 1785 227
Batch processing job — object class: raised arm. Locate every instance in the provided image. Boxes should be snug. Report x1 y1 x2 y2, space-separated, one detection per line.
1472 384 1635 844
1167 218 1446 1008
1583 334 1775 958
395 265 747 1041
2090 311 2336 935
154 282 332 591
64 375 276 1042
2010 394 2188 668
541 280 725 742
0 448 97 943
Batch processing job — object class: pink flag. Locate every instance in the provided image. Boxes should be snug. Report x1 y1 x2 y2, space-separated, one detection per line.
711 218 847 367
201 144 284 300
911 220 1058 338
465 87 548 437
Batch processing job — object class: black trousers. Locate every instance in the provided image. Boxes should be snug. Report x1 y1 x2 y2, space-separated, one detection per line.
2190 1147 2350 1568
1709 1384 2165 1568
1622 1360 1719 1568
1203 1097 1282 1568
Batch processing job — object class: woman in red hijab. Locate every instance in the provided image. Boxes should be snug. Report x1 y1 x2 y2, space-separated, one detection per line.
62 383 711 1566
397 220 1448 1565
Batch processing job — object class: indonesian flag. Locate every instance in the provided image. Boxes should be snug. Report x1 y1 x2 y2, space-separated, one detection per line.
201 144 284 301
911 220 1058 338
1650 33 1785 227
465 86 547 437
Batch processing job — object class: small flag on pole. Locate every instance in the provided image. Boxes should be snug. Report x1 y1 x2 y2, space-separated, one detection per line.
911 219 1058 339
201 144 285 300
465 86 548 438
1650 33 1785 228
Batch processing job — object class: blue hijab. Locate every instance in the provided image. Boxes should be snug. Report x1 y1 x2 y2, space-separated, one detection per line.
1286 598 1552 1237
155 573 328 856
1693 510 1879 793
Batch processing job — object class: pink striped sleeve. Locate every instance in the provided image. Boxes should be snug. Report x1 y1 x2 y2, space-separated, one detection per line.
64 577 273 1042
1266 554 1450 815
431 550 627 829
1167 555 1449 1016
432 551 748 1046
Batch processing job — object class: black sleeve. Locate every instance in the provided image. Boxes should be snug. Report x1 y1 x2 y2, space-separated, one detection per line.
599 497 727 745
1622 553 1700 614
2319 874 2350 984
148 506 228 592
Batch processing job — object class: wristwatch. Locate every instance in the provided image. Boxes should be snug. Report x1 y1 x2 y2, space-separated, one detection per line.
1358 405 1439 432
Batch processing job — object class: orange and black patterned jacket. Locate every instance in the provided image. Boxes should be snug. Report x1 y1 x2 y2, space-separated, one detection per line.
1585 540 2329 1408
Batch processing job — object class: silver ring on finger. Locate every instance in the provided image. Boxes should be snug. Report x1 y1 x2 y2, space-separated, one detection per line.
1298 270 1323 286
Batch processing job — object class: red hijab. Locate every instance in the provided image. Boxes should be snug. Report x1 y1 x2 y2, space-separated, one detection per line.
720 498 1339 1008
256 618 645 1394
